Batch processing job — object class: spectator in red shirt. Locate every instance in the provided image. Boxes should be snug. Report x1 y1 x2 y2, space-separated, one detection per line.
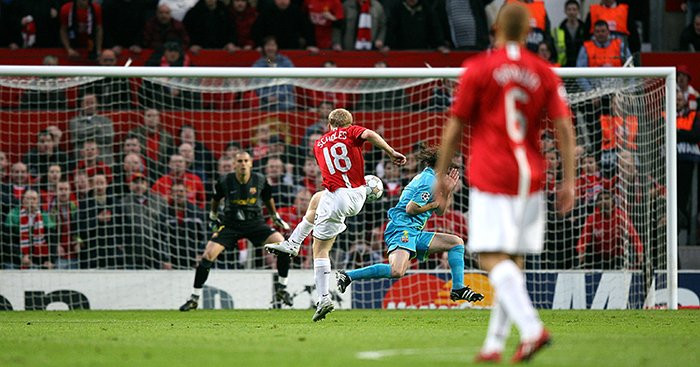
230 0 257 50
128 108 175 181
576 190 643 270
576 154 603 215
73 139 113 184
59 0 103 59
152 154 206 209
304 0 344 50
142 4 190 50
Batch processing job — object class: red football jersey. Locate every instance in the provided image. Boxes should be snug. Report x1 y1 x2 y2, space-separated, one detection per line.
305 0 344 49
60 2 103 48
451 43 571 195
313 125 367 192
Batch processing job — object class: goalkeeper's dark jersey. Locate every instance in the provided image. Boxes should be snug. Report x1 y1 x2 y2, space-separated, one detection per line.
213 172 271 224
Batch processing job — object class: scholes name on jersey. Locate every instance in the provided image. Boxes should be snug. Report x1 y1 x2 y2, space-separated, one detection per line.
316 130 348 148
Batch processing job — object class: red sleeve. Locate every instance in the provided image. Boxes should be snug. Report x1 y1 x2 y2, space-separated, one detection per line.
333 0 344 19
152 178 167 197
103 164 113 184
94 4 103 25
347 125 367 144
60 3 71 26
545 68 571 120
450 60 479 122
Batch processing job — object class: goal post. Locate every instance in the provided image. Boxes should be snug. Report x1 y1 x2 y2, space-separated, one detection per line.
0 65 678 310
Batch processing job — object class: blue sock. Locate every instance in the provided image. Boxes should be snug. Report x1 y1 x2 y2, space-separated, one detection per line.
448 244 465 290
346 263 392 280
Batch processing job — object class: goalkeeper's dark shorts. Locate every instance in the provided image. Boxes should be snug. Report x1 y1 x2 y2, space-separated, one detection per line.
210 221 277 250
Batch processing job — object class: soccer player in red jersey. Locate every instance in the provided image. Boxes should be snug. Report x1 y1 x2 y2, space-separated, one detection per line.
435 3 576 363
266 108 406 321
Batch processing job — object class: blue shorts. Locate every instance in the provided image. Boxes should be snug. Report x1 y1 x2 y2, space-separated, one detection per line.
385 225 436 262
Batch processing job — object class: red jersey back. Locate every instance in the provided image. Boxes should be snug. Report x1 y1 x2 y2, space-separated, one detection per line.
450 43 571 195
313 125 367 192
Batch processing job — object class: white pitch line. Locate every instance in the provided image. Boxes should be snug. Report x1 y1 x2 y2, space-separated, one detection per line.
356 347 466 361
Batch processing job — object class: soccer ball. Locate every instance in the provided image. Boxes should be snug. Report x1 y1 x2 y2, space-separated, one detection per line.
364 175 384 202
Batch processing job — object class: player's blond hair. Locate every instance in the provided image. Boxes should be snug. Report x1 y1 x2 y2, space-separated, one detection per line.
328 108 353 128
495 2 530 44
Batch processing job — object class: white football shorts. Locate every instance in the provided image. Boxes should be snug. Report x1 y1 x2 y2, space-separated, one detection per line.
313 186 367 240
468 187 545 255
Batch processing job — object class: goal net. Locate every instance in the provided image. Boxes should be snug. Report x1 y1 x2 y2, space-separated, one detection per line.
0 66 677 311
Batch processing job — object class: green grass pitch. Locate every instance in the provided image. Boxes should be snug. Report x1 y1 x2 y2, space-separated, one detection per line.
1 310 698 366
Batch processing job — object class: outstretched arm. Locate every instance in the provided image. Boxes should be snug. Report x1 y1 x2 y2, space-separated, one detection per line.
361 129 407 166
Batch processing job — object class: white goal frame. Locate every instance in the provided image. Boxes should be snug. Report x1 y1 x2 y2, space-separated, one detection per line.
0 65 678 309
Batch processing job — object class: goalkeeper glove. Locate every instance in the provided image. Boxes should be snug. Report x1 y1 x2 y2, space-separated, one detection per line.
209 211 222 232
272 213 290 231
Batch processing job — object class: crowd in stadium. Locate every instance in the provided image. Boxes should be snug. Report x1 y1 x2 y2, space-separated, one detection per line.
0 0 698 273
0 0 698 60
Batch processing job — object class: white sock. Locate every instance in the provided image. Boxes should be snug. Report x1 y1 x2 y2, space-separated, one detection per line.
489 260 543 341
289 218 314 246
314 258 331 301
278 276 288 286
482 298 512 353
192 288 202 298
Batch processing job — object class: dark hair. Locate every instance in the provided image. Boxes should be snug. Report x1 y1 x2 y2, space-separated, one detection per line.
416 145 439 168
565 0 579 9
594 20 609 29
163 41 182 52
226 140 241 150
261 36 277 49
124 134 140 141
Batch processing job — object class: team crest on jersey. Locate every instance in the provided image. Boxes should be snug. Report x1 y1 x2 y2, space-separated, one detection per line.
249 187 257 195
401 230 409 243
421 192 431 202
